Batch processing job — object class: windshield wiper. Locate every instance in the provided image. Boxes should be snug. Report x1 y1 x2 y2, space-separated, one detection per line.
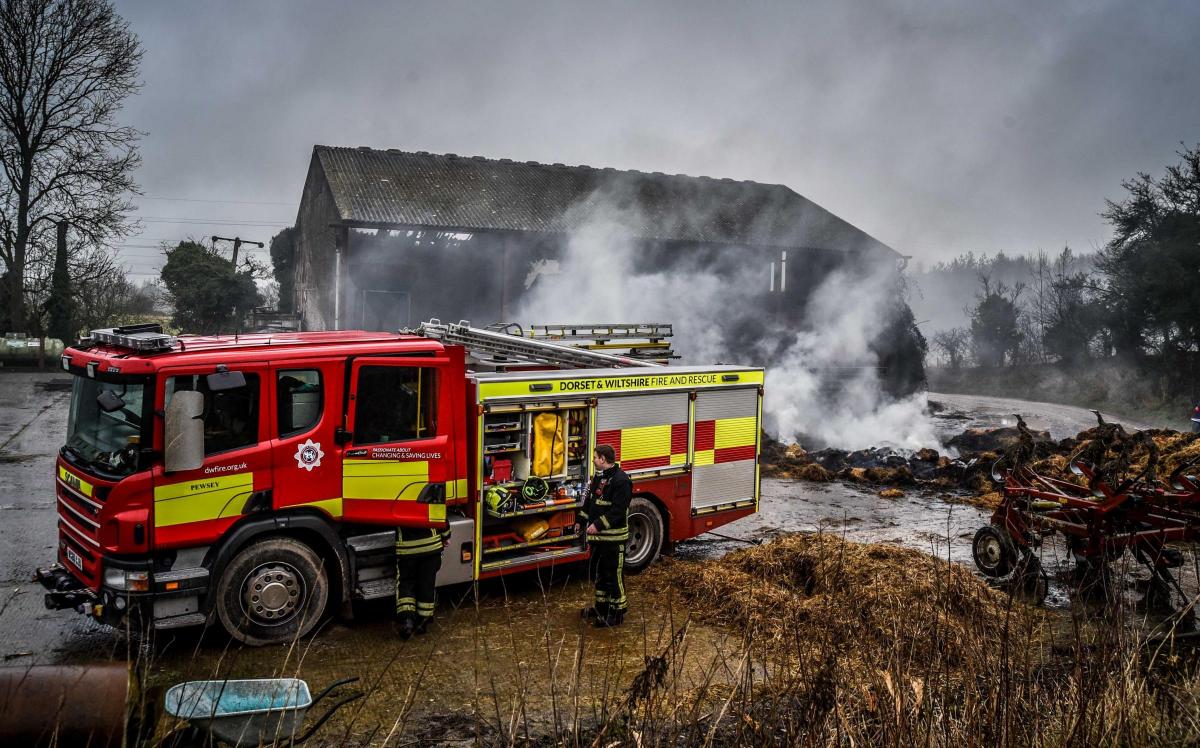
62 443 86 465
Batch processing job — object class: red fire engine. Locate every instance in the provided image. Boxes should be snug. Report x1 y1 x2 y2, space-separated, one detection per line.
37 321 763 645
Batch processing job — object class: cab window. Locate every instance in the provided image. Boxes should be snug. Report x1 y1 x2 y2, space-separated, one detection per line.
354 367 436 444
277 369 322 437
166 373 260 455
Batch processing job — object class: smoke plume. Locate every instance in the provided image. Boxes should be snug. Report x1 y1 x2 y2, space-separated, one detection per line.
515 198 943 452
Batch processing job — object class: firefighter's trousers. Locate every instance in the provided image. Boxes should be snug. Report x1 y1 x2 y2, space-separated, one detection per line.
396 551 442 622
589 541 627 615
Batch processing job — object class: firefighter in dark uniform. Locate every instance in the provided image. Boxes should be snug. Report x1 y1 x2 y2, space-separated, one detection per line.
578 444 632 627
395 523 450 639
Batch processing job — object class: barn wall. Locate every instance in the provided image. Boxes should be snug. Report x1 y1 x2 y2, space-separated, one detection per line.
294 157 341 330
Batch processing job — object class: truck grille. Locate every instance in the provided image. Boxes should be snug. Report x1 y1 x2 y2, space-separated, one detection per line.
56 474 103 589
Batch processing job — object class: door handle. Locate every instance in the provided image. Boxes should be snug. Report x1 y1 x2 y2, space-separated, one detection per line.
417 483 446 505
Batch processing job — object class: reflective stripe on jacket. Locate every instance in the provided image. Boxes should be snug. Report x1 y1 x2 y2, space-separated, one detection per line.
580 464 632 543
397 525 450 556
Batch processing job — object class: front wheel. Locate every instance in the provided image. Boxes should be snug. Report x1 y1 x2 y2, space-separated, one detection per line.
972 525 1016 578
214 537 329 646
624 497 664 574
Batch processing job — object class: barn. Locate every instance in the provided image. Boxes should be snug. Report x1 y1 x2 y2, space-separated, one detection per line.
291 146 901 338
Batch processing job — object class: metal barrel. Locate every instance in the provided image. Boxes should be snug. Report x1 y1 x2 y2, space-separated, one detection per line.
0 663 134 747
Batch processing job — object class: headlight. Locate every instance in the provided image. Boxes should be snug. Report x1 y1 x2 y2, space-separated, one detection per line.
103 568 149 592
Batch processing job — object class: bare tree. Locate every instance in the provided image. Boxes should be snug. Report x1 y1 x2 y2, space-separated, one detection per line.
932 327 971 370
0 0 141 331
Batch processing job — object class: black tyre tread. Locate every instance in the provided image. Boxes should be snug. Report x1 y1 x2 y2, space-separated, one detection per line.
215 537 328 646
972 525 1016 578
624 496 664 574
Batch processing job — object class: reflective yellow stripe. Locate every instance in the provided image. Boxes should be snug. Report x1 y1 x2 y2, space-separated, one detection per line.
620 424 671 460
298 497 343 519
715 416 757 449
58 466 94 497
427 503 446 522
343 459 429 500
153 472 253 527
695 449 715 466
444 478 468 500
478 369 764 399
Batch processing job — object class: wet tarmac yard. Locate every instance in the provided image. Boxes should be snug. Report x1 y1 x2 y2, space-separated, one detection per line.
0 370 1187 743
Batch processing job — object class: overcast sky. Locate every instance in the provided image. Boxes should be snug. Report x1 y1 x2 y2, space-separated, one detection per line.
109 0 1200 280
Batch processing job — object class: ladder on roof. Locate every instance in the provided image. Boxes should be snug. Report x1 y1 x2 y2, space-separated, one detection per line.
488 322 677 362
416 320 660 369
521 323 673 341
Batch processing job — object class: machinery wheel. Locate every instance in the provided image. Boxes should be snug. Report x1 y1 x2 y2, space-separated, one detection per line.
624 497 664 574
214 538 328 646
1011 555 1049 607
972 525 1016 578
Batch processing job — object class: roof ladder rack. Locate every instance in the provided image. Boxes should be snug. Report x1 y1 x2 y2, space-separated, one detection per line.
415 320 659 369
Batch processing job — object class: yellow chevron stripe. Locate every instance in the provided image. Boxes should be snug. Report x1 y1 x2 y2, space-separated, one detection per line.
153 472 254 527
715 416 757 449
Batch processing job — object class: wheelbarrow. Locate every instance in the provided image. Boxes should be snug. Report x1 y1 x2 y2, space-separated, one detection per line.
161 676 363 747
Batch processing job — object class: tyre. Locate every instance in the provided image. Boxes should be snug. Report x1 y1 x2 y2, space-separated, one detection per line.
214 537 329 646
624 497 664 574
1011 554 1049 607
972 525 1016 578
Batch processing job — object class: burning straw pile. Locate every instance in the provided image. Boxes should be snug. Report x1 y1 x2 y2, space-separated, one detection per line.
764 422 1200 505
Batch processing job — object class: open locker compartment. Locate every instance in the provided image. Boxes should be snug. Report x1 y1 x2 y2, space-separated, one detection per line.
477 401 591 572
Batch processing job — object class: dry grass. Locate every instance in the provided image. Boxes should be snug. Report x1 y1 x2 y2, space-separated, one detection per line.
635 532 1200 746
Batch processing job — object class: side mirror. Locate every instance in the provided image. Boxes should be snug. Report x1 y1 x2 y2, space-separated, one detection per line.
165 390 205 472
206 369 246 392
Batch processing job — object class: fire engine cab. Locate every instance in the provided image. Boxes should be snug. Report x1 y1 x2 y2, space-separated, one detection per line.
37 321 763 645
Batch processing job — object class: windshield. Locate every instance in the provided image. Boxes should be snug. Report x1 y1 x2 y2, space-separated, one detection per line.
65 375 148 477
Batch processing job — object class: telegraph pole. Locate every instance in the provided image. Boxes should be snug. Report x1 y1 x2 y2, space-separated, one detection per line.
211 235 264 269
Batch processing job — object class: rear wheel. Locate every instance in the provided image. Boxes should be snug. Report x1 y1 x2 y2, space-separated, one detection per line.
624 497 664 574
214 538 328 646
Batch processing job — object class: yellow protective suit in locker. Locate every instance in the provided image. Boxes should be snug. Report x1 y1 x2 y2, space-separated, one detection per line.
531 412 566 477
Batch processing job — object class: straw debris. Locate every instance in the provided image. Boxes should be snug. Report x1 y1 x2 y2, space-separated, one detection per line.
669 533 1043 675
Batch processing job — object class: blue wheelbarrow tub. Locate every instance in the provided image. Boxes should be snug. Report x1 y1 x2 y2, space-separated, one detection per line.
164 678 313 747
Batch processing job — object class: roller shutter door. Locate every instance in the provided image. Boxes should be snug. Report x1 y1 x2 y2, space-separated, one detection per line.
693 387 759 509
595 393 689 471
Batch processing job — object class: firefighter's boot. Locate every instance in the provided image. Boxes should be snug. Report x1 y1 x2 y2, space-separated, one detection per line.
581 604 607 621
592 610 624 628
395 615 416 640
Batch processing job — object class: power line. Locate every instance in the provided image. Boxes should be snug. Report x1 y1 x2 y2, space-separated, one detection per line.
137 218 290 227
140 195 295 207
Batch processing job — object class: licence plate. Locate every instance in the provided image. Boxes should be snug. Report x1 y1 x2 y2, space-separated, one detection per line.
64 546 83 570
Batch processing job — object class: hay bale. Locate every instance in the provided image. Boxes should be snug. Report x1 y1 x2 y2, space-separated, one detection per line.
784 443 807 459
878 488 904 499
794 463 832 482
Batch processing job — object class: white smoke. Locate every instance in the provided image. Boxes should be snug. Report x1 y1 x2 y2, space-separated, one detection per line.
515 198 943 452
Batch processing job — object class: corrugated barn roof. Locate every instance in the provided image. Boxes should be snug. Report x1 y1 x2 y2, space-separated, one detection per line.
312 145 897 255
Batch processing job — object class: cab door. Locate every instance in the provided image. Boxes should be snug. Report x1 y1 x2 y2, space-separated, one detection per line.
151 363 272 549
341 357 456 526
